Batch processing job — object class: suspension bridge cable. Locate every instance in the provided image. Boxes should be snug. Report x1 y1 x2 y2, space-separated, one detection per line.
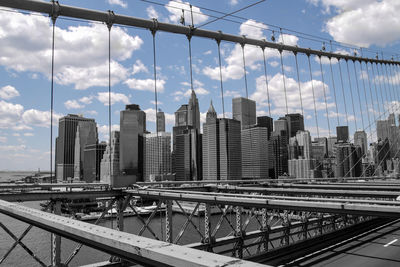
338 60 349 126
50 8 57 183
359 61 373 141
106 12 113 189
383 63 395 112
280 50 289 115
217 40 226 118
373 63 387 116
294 52 304 116
387 64 398 111
261 48 272 117
329 58 340 126
353 60 365 130
366 62 381 120
319 56 331 138
345 60 358 130
307 55 319 138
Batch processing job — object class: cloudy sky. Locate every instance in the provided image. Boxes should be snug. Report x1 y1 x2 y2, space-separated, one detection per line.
0 0 400 171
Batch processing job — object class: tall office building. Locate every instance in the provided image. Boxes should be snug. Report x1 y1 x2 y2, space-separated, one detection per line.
73 120 98 180
288 158 316 178
257 116 273 139
327 136 337 157
296 130 312 159
285 113 304 138
274 118 288 133
119 104 146 183
55 114 96 181
336 126 349 143
314 137 328 157
175 104 188 127
143 132 172 182
354 131 368 156
100 131 120 185
156 109 165 132
388 113 396 125
377 120 389 141
83 142 106 183
335 143 361 177
232 97 256 129
188 90 200 131
203 102 241 180
241 126 269 179
270 130 288 178
173 92 202 181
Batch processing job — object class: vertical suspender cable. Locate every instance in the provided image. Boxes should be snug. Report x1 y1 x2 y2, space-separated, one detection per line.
217 39 225 118
152 30 159 179
359 61 373 141
338 60 349 126
329 58 340 126
294 53 304 116
307 55 319 138
241 44 249 99
353 60 365 130
107 18 113 186
366 62 380 122
262 47 272 117
378 63 390 113
319 56 331 138
372 63 386 117
383 64 395 112
50 9 57 183
279 50 289 114
345 60 358 130
387 64 398 111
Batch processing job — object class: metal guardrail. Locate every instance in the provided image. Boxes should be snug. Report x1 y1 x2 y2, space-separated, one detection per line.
0 199 266 267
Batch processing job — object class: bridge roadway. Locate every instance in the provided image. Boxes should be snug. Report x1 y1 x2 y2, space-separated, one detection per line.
281 219 400 267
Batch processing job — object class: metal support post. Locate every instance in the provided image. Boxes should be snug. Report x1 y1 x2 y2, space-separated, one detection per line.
261 208 269 252
203 203 213 251
116 197 124 232
165 200 173 243
51 200 61 267
318 214 323 235
283 212 290 246
235 206 244 258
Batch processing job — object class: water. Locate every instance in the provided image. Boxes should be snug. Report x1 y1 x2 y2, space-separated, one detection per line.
0 171 36 183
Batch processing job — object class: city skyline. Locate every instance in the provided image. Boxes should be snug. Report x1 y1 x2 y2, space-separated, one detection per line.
1 0 400 170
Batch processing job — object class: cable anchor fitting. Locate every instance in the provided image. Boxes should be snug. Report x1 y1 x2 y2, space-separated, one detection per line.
50 1 61 24
151 18 159 36
106 10 115 31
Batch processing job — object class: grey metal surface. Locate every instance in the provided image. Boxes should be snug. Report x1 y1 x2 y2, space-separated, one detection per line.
0 199 266 267
0 190 122 202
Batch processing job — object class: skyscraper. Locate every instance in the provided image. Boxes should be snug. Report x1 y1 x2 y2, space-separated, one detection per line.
156 109 165 132
241 126 269 179
336 126 349 143
172 91 202 181
100 131 120 185
143 132 172 181
188 90 200 131
73 120 98 180
335 143 361 177
119 104 146 183
285 113 304 138
55 114 96 181
232 97 256 129
377 120 389 141
354 130 368 156
257 116 273 139
296 130 312 159
83 142 106 183
274 118 288 134
203 102 241 180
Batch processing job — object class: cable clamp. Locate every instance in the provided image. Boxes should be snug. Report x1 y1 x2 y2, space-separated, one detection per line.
107 10 115 30
50 1 61 24
151 18 159 35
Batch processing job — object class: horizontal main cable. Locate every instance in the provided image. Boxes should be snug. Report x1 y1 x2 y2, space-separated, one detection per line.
1 0 399 65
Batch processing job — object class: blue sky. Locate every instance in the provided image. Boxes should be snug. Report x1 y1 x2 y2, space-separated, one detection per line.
0 0 400 171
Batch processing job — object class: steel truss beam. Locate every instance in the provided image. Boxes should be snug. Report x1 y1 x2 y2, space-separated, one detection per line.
0 199 265 267
127 189 400 217
0 190 123 202
0 0 399 66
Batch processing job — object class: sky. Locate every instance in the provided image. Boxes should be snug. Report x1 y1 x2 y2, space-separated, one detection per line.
1 0 400 171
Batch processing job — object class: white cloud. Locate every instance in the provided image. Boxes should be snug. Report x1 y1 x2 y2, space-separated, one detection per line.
86 110 98 116
203 50 212 55
79 96 93 105
230 0 239 6
0 85 20 100
0 11 143 89
98 124 120 141
24 133 34 137
146 6 159 19
107 0 127 8
203 20 298 82
97 92 130 106
64 100 84 110
165 0 208 25
132 59 149 75
251 73 332 115
313 0 400 47
144 108 175 125
0 100 24 129
22 109 61 128
124 78 166 92
0 136 7 143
